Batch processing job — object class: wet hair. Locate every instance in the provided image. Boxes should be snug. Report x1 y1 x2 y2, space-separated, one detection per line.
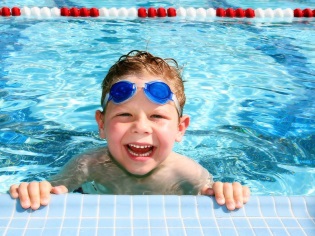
101 50 185 114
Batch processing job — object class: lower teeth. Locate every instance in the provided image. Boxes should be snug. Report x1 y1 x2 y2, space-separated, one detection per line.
128 149 152 157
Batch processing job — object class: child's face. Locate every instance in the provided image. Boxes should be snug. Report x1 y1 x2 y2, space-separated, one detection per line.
95 74 189 176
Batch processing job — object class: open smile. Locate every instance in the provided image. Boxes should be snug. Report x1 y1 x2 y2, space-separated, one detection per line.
126 144 155 158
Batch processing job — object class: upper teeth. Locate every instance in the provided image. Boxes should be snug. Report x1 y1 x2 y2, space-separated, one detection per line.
129 144 152 148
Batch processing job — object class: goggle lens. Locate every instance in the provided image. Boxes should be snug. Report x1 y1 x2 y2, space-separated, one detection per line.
110 81 136 104
144 81 172 104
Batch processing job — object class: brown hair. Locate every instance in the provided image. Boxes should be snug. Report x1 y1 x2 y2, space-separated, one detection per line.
101 50 185 114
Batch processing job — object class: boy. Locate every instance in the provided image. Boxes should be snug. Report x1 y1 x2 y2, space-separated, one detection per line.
10 50 250 211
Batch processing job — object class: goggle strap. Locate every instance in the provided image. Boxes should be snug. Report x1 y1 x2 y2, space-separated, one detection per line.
103 93 110 109
172 94 182 116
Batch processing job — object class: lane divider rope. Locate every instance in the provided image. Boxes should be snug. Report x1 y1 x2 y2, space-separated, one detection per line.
0 7 314 18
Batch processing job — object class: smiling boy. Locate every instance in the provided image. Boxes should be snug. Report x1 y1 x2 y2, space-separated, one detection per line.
10 50 250 210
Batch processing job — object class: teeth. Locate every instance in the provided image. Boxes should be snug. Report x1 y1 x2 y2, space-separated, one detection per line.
129 144 152 149
128 149 153 157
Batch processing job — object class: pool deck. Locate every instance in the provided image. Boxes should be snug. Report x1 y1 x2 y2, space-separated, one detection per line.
0 194 314 236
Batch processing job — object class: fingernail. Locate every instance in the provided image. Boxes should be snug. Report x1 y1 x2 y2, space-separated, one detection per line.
31 203 40 210
227 202 235 210
21 200 30 208
236 201 243 208
41 198 49 205
217 197 225 205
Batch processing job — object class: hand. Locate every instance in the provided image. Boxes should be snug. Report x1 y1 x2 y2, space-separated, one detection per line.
9 181 68 210
202 182 250 210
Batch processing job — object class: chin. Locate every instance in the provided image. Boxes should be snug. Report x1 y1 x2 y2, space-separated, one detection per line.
126 166 155 177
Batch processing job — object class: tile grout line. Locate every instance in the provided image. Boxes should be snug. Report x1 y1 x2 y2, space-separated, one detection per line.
274 196 292 236
257 196 273 236
76 195 84 236
22 209 31 236
194 196 205 236
179 196 188 236
3 199 16 235
289 196 308 236
58 193 67 236
113 195 116 236
95 195 100 236
146 196 151 236
213 200 222 236
130 196 134 236
162 196 170 236
42 198 50 235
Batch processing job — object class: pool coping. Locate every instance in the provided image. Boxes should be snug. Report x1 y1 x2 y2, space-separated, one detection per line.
0 194 314 235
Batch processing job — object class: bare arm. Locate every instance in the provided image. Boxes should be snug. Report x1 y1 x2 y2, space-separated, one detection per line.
170 153 250 210
9 151 96 210
49 154 91 192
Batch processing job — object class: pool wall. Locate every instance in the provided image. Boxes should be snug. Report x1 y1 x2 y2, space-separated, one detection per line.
1 194 314 236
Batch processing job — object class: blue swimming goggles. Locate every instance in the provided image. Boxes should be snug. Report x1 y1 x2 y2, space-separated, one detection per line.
103 80 182 116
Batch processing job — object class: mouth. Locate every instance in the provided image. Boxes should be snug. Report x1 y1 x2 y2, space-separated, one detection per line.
126 144 154 158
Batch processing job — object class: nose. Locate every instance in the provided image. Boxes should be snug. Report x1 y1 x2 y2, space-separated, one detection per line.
130 114 152 134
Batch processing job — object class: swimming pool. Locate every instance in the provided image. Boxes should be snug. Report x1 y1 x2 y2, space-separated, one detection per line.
1 0 314 197
1 1 315 236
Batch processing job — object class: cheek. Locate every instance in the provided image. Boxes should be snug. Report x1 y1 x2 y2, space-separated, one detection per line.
104 122 124 141
156 122 179 143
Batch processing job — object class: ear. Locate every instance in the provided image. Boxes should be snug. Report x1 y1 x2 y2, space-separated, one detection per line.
95 110 106 139
175 115 190 142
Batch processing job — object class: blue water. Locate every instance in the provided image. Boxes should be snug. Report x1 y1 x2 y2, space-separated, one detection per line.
0 0 314 195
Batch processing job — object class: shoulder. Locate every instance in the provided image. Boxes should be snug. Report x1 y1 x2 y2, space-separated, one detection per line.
160 152 213 193
167 152 201 165
163 152 208 173
68 147 112 166
171 152 212 179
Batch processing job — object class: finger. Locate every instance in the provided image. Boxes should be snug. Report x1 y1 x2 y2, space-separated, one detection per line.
39 181 52 206
18 182 31 209
9 184 20 199
200 186 214 195
223 183 236 210
213 182 225 205
242 186 251 204
51 185 69 194
28 182 41 210
232 182 243 209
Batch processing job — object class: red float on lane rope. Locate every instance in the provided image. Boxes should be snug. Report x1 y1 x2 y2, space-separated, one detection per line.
216 8 226 17
235 8 245 17
226 8 235 17
138 7 147 17
70 7 80 17
167 8 176 17
157 8 166 17
245 8 255 18
11 7 21 16
90 8 99 17
148 7 157 17
1 7 11 16
303 8 313 17
61 7 70 16
294 8 303 17
80 8 89 17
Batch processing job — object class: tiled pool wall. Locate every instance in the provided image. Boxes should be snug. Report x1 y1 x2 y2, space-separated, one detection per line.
0 194 314 236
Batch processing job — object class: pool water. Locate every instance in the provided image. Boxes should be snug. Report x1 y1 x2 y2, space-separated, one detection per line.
0 0 314 196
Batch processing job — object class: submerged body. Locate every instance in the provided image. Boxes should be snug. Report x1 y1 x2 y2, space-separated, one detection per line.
50 147 213 195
